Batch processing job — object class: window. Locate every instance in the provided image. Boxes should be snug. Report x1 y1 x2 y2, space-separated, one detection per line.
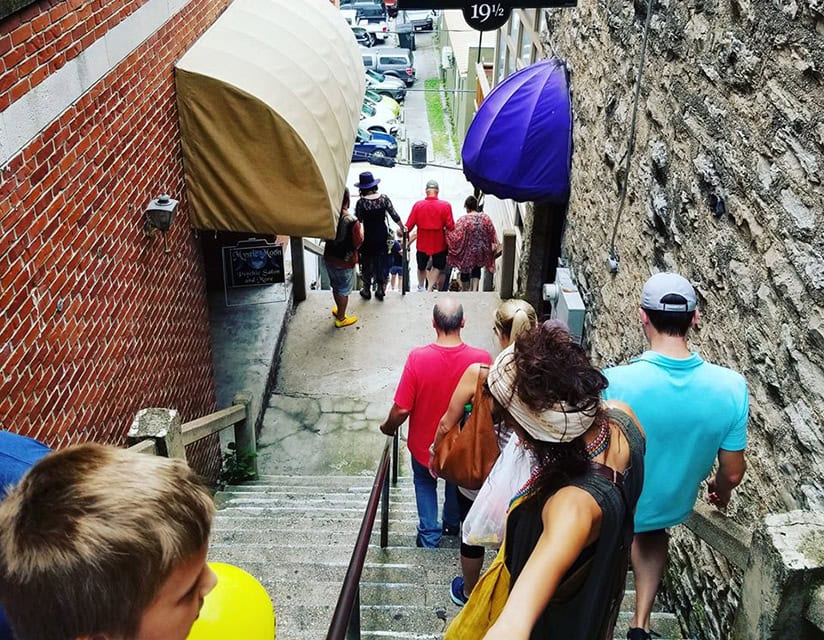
363 55 373 67
496 29 507 83
380 56 410 66
520 27 532 66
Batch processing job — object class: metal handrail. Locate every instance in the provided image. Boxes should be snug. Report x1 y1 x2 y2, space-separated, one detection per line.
326 431 399 640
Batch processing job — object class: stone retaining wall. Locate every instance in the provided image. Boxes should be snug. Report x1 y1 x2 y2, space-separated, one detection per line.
540 0 823 636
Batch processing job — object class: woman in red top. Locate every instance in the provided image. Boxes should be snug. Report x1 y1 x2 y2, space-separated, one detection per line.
447 196 500 292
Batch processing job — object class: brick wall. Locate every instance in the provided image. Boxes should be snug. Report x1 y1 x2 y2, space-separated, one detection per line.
537 0 823 636
0 0 231 479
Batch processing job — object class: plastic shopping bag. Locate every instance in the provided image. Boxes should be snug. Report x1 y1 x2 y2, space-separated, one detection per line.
462 433 533 548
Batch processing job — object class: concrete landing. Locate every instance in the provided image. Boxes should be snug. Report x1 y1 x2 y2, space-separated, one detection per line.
257 290 500 475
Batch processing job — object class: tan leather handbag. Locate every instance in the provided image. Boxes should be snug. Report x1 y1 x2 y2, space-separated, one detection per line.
432 365 499 490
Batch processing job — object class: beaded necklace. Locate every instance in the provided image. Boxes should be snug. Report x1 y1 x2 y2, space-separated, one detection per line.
508 417 611 509
583 417 610 460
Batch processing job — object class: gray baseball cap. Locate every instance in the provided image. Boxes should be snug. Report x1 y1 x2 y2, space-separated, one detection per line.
641 273 697 312
425 179 439 190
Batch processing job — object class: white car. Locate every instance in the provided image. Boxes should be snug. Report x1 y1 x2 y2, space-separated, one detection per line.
364 96 397 122
360 103 398 136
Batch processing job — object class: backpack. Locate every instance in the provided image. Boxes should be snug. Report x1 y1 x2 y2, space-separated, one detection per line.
325 214 357 263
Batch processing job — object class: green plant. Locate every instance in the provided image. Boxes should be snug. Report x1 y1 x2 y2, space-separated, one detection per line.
424 78 454 162
219 442 257 488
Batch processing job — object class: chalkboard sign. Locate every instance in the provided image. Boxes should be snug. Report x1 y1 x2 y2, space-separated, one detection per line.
227 242 285 287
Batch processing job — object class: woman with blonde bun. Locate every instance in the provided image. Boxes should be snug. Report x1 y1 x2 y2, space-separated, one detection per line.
430 298 538 607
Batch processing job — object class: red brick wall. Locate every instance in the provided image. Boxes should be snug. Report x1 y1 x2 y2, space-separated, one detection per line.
0 0 231 479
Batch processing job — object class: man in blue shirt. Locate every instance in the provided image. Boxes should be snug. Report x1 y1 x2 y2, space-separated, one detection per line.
0 430 51 640
603 273 749 640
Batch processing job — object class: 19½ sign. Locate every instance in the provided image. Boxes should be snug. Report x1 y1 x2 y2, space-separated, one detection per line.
462 2 511 30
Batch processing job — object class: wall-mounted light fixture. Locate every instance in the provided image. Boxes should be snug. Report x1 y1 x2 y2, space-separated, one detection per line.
143 194 179 254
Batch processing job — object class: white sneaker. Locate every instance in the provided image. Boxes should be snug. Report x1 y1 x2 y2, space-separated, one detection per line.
417 285 425 292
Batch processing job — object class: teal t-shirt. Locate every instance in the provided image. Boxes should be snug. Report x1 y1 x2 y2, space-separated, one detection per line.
603 351 748 532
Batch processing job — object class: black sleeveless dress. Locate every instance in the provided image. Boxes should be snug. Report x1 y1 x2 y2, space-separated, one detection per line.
504 409 645 640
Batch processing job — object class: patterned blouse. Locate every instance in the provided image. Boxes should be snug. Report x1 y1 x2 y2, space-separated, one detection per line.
446 212 499 273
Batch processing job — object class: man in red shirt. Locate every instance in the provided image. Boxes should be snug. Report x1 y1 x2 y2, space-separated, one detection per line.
406 180 455 292
380 298 492 547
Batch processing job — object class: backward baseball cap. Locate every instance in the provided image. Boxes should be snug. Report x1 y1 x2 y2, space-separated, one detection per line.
641 272 697 312
425 179 439 190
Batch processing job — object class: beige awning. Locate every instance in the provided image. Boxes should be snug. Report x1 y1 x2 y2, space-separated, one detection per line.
175 0 364 238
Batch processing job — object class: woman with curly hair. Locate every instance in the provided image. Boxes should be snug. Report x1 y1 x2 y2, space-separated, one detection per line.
430 298 538 607
446 323 646 640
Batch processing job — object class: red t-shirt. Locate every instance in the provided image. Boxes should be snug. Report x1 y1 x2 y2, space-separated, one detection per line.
394 342 492 466
406 197 455 255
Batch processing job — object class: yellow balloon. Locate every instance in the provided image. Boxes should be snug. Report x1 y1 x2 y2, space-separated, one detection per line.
187 562 276 640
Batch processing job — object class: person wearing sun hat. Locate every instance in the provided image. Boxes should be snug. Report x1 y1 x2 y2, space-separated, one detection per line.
603 272 749 640
443 322 646 639
353 171 404 301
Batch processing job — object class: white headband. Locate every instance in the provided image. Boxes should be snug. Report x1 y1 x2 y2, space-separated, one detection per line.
486 345 596 443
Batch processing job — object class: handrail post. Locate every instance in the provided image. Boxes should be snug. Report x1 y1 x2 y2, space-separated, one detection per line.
231 391 258 480
346 588 361 640
127 408 186 460
391 430 399 486
401 230 409 295
732 510 824 639
380 458 390 549
500 230 516 299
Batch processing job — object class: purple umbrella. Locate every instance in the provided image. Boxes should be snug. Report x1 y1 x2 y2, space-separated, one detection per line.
462 59 572 203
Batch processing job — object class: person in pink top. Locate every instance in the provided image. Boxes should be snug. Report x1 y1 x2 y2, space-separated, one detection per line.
406 180 455 292
380 298 492 548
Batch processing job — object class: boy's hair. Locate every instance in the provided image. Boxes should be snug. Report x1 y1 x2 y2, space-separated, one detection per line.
645 294 695 337
0 443 215 640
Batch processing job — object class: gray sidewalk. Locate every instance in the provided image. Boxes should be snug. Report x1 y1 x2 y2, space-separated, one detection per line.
257 289 500 476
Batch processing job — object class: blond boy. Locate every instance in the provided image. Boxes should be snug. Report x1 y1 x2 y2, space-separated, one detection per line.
0 443 217 640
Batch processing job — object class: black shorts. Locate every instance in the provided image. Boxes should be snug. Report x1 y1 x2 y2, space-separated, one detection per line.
460 267 482 282
458 491 484 559
416 250 447 271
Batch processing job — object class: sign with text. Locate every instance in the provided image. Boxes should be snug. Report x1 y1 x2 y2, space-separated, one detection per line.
226 241 285 288
397 0 576 9
462 3 511 30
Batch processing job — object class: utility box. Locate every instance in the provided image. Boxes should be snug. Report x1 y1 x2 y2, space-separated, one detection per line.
543 267 585 343
410 140 427 168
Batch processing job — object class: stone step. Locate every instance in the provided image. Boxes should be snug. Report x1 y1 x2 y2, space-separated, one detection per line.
275 603 455 635
210 525 438 549
217 494 419 512
245 475 382 487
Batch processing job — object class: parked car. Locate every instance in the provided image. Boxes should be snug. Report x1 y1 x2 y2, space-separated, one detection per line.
350 25 371 47
360 103 398 135
365 88 400 117
342 8 388 45
397 9 437 31
352 127 398 162
364 69 406 101
361 46 416 86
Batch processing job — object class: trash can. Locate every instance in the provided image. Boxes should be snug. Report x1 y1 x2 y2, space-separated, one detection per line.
410 140 427 168
396 22 415 51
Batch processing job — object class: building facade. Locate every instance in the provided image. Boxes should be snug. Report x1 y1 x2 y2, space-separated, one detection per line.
0 0 229 476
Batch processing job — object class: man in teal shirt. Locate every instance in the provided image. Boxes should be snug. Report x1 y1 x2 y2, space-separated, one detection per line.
603 273 748 640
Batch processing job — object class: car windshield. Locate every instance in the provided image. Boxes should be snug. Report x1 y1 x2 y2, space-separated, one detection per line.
365 89 382 102
361 103 376 116
366 68 386 82
357 127 372 141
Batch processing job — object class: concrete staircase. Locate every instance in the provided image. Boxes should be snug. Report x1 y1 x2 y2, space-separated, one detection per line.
209 474 686 639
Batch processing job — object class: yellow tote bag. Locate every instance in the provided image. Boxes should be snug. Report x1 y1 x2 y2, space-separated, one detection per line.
444 492 533 640
444 544 511 640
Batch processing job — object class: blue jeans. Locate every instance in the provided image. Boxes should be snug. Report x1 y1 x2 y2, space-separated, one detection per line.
410 457 460 548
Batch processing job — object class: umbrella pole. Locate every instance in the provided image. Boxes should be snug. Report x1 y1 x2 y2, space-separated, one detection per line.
477 31 482 65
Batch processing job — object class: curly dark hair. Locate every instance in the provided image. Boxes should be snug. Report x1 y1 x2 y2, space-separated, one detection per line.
495 324 610 500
